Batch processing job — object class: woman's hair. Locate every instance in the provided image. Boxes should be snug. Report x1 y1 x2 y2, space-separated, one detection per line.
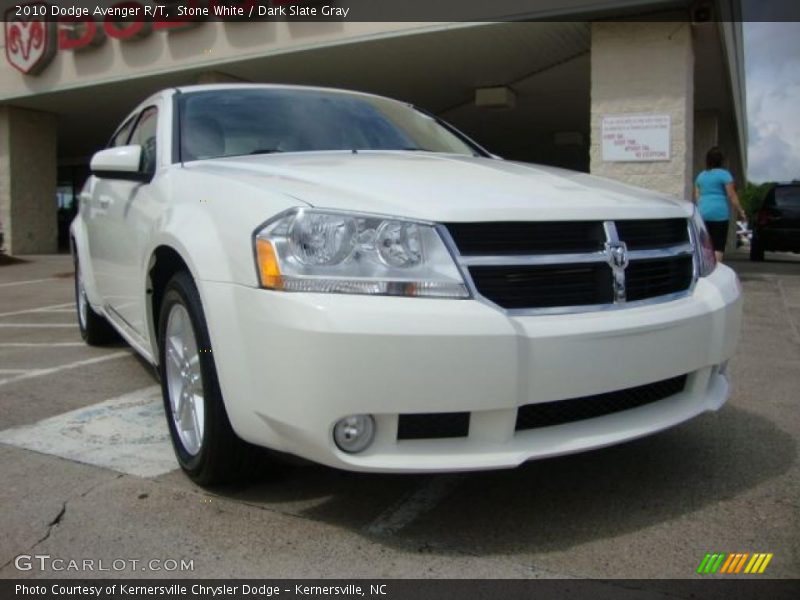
705 146 724 169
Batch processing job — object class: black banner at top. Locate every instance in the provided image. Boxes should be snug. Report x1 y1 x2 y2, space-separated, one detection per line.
1 0 799 22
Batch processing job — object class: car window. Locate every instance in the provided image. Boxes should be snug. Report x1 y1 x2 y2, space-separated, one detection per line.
178 88 480 161
109 115 137 148
774 186 800 209
128 107 159 176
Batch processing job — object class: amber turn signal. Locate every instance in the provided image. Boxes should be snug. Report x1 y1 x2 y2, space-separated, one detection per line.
255 238 283 289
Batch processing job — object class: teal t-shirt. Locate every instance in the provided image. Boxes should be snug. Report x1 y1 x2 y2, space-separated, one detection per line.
696 168 733 221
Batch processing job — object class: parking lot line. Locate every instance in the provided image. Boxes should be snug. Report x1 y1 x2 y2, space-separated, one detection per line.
0 342 85 348
0 385 177 478
777 280 800 344
0 323 77 328
365 475 463 536
0 278 60 288
0 303 75 318
0 351 130 387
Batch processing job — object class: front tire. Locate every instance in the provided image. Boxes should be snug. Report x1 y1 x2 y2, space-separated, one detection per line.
750 235 765 261
158 271 252 485
75 254 118 345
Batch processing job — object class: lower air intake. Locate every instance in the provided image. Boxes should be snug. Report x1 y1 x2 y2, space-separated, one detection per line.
515 375 688 431
397 412 470 440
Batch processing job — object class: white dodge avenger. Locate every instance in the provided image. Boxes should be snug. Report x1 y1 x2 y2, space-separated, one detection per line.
71 84 742 484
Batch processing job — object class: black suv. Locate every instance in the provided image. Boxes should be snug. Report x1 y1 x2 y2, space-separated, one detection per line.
751 183 800 261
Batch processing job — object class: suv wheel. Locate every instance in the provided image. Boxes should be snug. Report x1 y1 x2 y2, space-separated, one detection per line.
158 271 253 485
750 236 765 261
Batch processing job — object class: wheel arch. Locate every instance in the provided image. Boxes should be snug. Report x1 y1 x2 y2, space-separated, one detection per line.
69 216 102 307
146 244 195 362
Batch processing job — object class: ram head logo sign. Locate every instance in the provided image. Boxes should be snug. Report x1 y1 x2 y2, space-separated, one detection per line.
4 2 57 75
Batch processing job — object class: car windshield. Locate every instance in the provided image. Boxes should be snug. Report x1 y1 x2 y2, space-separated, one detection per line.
774 186 800 209
178 88 480 161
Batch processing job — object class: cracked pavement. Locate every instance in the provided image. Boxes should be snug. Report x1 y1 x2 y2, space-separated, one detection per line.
0 253 798 580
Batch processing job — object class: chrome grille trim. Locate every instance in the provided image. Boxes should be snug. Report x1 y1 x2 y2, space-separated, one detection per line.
437 219 697 315
460 252 607 266
457 244 694 267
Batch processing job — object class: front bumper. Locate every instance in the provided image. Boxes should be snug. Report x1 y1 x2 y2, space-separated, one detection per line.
200 264 742 473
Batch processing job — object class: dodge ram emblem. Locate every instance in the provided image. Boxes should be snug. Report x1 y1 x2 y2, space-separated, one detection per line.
606 241 629 270
605 240 629 302
4 3 57 75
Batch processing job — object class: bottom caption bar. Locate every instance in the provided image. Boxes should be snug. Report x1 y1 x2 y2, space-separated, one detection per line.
3 580 800 600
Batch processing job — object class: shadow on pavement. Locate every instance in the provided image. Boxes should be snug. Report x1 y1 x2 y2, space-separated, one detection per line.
208 404 796 556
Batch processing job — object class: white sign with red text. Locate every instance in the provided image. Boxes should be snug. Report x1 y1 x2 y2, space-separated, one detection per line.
601 114 671 162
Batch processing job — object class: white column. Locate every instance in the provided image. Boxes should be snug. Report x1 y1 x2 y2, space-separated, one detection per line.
0 106 58 255
693 111 719 176
590 22 694 200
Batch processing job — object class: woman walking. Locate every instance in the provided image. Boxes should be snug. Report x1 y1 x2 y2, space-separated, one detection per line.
694 146 747 262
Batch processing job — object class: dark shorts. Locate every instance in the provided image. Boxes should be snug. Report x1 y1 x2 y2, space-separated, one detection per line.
704 220 729 252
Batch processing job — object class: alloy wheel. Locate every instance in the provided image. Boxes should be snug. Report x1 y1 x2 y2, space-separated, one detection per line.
164 303 205 456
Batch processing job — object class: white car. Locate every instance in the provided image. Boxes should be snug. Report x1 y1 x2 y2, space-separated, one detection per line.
72 84 742 485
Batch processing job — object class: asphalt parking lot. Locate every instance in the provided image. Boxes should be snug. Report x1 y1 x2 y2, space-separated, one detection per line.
0 252 798 580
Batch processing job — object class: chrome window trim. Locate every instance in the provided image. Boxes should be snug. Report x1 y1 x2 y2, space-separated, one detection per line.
437 218 697 316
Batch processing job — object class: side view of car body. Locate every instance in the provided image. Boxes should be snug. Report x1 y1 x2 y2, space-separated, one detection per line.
750 183 800 260
71 84 742 485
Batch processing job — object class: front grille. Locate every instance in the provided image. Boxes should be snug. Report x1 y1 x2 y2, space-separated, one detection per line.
444 221 605 255
515 375 688 431
615 219 689 249
469 263 613 309
445 218 694 311
398 412 470 440
626 256 694 301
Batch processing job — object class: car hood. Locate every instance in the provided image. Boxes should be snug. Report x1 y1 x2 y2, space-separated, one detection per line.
183 151 692 222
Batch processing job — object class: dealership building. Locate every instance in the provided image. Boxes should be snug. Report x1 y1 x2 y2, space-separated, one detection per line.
0 0 746 254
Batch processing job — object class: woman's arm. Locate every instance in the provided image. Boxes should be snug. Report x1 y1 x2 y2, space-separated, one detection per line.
725 182 747 221
694 185 700 204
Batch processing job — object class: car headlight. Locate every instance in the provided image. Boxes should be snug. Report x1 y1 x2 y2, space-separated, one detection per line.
691 208 717 277
254 208 470 298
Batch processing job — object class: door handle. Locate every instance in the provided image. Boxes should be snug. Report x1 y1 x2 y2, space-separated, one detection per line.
98 197 111 209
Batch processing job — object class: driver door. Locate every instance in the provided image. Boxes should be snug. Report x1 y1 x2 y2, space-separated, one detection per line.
86 114 137 312
90 106 159 337
109 106 159 336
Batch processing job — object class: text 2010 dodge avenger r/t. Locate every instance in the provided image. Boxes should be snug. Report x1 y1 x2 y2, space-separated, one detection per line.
71 85 742 485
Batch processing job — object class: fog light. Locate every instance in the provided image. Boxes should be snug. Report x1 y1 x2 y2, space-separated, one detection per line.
333 415 375 454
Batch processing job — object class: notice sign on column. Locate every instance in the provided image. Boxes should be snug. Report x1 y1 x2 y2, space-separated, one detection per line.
601 114 671 162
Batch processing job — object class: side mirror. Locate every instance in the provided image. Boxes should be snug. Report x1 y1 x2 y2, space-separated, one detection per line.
90 145 148 181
